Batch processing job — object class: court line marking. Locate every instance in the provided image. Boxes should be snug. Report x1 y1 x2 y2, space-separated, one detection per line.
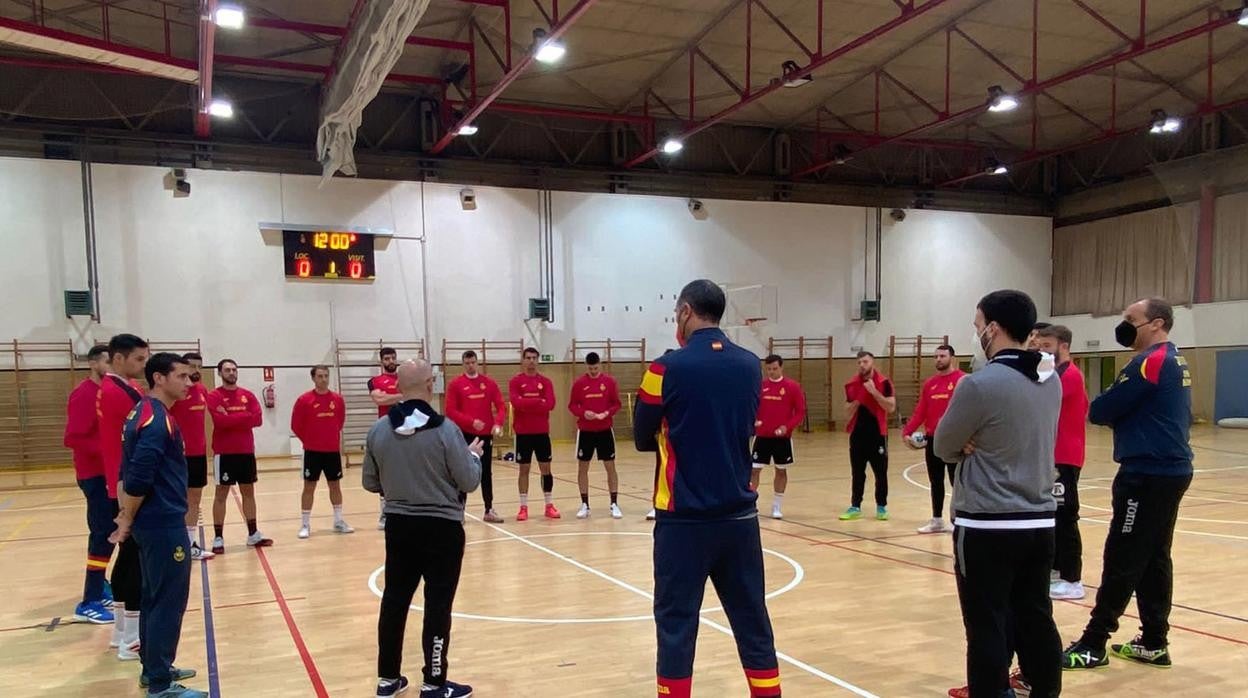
196 524 222 698
366 531 804 623
461 513 880 698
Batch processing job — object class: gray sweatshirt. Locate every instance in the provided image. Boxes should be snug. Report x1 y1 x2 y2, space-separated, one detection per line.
362 399 481 522
933 349 1060 529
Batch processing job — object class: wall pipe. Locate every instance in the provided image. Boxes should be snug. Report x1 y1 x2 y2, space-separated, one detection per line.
80 152 100 321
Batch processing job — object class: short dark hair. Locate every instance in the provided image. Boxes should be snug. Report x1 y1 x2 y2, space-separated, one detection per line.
1035 324 1073 346
462 350 477 361
523 347 539 358
1032 322 1052 332
764 354 783 365
310 364 330 378
379 347 397 359
977 290 1037 343
108 333 148 358
856 350 875 359
585 351 601 365
936 344 955 355
676 279 726 324
87 344 109 361
216 358 237 372
182 351 202 362
1141 297 1174 331
145 352 187 388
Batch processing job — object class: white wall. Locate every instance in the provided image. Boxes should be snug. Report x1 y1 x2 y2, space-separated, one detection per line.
1053 302 1248 352
1 156 1056 454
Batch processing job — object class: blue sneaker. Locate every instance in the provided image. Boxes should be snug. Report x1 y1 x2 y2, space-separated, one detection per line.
141 667 198 688
876 506 889 521
73 601 114 624
102 580 114 608
421 680 473 698
376 676 409 697
146 684 207 698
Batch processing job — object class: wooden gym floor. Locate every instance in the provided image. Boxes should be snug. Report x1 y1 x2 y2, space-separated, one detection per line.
1 426 1246 697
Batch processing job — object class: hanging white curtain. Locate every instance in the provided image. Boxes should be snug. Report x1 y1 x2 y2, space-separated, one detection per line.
1214 190 1248 302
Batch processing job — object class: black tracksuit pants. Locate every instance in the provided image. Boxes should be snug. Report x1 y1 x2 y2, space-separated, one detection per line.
1053 465 1083 583
925 441 956 519
850 432 888 508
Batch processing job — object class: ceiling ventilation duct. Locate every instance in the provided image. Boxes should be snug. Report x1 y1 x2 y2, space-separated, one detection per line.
317 0 432 180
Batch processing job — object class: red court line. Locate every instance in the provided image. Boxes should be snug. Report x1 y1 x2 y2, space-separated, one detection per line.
188 596 306 613
231 490 329 698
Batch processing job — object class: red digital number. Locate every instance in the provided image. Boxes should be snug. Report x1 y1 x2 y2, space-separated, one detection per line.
297 259 312 278
348 260 363 279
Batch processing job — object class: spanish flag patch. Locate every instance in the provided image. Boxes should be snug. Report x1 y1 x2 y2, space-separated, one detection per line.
711 341 723 351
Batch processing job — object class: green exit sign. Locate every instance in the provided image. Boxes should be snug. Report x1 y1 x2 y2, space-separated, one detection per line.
541 354 554 362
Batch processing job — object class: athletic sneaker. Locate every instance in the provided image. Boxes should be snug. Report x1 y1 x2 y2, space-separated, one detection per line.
516 505 529 522
147 684 208 698
246 531 274 547
297 525 311 540
333 520 355 534
876 506 889 521
1111 637 1172 667
645 509 656 521
483 509 504 523
544 503 562 519
420 680 473 697
610 503 623 519
1062 641 1109 670
378 512 387 531
190 542 214 560
917 518 949 534
1050 580 1086 600
211 536 225 555
576 503 591 519
140 667 197 688
118 640 141 661
74 601 114 624
947 669 1031 697
376 676 409 697
839 507 862 521
1050 569 1061 583
771 504 783 520
102 580 114 607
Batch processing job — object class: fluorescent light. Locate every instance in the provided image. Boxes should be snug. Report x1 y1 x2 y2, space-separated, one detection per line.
535 40 566 63
214 5 245 29
457 124 479 136
986 85 1018 113
661 138 683 154
208 99 233 118
991 164 1008 175
781 60 811 88
1238 8 1248 27
1149 109 1181 135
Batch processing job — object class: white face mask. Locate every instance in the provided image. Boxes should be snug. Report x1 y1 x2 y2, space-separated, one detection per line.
971 324 989 364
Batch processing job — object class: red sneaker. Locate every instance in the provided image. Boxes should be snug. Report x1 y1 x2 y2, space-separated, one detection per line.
544 503 562 519
516 505 529 522
947 685 968 698
947 670 1030 698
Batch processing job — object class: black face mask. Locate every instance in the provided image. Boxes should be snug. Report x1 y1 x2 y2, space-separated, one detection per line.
190 372 201 383
1115 320 1142 348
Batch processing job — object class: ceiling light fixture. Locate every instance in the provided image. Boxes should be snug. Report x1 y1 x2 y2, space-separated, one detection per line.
781 60 812 88
1148 109 1181 134
532 28 566 64
1237 4 1248 27
214 5 245 29
986 85 1019 113
985 159 1008 175
661 137 684 154
207 99 234 118
831 144 853 165
457 124 479 136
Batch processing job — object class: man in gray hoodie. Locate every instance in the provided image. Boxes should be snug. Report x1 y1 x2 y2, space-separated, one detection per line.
364 360 482 698
934 290 1062 698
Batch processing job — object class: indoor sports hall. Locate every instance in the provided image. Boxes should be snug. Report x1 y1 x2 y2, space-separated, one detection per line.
2 1 1248 697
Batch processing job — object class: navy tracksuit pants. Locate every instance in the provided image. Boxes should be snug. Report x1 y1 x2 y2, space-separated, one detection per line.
653 515 780 698
133 526 192 694
78 476 117 603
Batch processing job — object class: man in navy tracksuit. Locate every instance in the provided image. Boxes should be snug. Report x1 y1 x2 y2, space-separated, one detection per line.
634 279 780 698
112 353 205 698
1063 298 1193 671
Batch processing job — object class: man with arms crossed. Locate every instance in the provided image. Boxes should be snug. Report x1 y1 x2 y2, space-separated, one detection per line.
445 350 506 523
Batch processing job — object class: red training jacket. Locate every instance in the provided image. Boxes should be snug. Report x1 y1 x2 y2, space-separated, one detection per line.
902 370 966 438
291 389 346 453
207 386 262 454
64 378 103 480
368 372 399 418
509 372 556 435
755 377 806 437
170 381 209 457
568 373 622 432
844 371 892 437
1055 361 1089 467
97 374 144 498
445 373 506 437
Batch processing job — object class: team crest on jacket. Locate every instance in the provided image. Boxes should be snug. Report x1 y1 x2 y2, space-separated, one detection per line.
173 546 186 562
711 341 723 351
479 383 485 389
780 388 786 395
599 383 605 391
240 395 248 403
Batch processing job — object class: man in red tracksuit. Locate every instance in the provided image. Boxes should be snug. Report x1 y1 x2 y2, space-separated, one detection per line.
445 350 506 522
97 333 149 659
207 358 271 554
170 352 213 561
369 347 401 530
292 364 352 539
509 348 560 521
65 344 114 624
1034 325 1089 600
841 350 896 521
903 344 966 534
569 352 623 520
750 354 806 521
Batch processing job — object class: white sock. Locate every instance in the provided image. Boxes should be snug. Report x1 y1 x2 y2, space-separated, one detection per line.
519 493 528 507
122 609 140 645
544 492 553 506
332 505 343 523
301 511 311 528
112 611 125 643
186 526 197 545
773 493 784 508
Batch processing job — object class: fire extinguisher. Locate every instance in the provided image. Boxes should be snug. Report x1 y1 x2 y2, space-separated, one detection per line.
262 383 276 409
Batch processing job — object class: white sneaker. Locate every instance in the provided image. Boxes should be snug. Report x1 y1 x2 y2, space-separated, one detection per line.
246 530 273 547
211 536 225 555
378 513 386 530
297 525 310 539
117 640 140 661
610 503 623 519
1050 580 1086 600
333 519 355 534
576 503 591 519
917 518 948 534
645 509 656 521
190 542 215 560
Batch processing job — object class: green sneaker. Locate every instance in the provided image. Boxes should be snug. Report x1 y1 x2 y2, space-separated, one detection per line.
140 667 197 688
1062 642 1109 670
1112 637 1172 667
876 506 889 521
839 507 862 521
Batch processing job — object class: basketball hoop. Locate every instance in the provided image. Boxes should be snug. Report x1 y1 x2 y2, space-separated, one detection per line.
744 318 767 329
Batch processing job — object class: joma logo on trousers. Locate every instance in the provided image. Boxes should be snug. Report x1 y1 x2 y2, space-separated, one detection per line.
1122 499 1139 533
431 636 444 676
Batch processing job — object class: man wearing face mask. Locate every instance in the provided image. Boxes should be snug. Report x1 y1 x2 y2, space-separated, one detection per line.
1062 298 1192 672
934 289 1062 698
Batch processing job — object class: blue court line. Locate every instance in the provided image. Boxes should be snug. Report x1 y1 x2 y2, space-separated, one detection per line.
197 526 221 698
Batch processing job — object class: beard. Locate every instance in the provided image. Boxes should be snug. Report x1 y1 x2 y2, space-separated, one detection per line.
190 372 201 383
384 364 397 374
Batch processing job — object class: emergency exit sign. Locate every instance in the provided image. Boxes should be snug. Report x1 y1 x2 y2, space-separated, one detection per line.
541 354 554 362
